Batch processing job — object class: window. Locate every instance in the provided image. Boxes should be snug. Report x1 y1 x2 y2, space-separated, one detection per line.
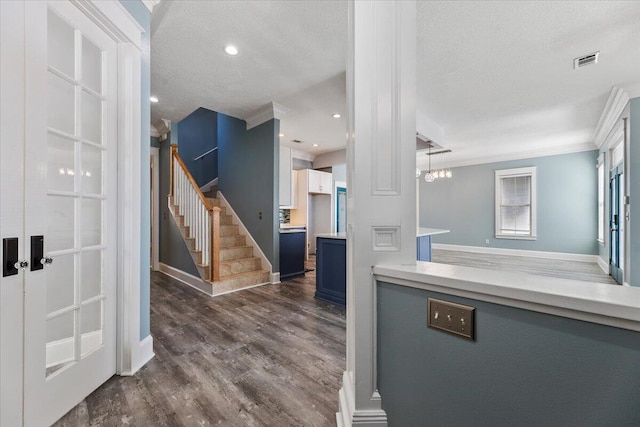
597 155 604 243
495 167 536 239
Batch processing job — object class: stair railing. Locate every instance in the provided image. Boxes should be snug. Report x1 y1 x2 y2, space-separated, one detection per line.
169 144 220 281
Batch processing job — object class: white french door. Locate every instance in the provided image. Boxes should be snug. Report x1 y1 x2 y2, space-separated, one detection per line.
21 1 118 425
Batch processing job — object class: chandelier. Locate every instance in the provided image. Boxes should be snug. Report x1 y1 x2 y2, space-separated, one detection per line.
416 144 452 182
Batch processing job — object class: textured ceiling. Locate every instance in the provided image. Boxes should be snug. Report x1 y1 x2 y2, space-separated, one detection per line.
150 1 640 164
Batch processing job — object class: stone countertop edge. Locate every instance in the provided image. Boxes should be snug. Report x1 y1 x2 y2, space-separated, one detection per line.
279 229 307 234
316 233 347 240
416 227 450 237
373 262 640 332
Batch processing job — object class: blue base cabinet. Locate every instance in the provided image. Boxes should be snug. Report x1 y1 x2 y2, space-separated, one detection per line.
315 237 346 307
279 231 306 281
416 235 432 262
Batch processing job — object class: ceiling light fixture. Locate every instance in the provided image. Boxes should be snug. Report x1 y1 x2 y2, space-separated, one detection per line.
279 133 284 137
224 45 239 56
423 144 452 182
150 96 159 103
312 144 319 147
332 113 341 119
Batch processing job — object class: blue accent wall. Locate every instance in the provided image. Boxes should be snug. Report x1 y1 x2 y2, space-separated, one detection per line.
218 115 280 270
629 97 640 286
177 107 218 187
159 131 200 276
118 0 151 339
377 281 640 426
151 136 160 148
420 150 599 255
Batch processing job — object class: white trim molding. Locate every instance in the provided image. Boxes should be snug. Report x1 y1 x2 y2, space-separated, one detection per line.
200 177 218 193
433 243 601 264
141 0 161 13
244 102 290 130
417 141 596 171
594 86 630 149
291 147 316 163
159 262 212 296
338 1 417 425
495 166 537 240
597 255 609 274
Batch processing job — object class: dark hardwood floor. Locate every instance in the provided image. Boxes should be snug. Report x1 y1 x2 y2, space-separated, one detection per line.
55 258 345 426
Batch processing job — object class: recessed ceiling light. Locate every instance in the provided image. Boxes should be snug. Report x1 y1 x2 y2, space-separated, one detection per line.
312 144 319 147
332 113 341 119
279 133 284 137
150 96 159 103
224 45 239 56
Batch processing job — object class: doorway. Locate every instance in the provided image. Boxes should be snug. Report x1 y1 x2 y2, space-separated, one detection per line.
610 164 624 284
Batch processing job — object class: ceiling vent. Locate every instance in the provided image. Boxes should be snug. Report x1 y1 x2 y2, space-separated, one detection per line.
292 139 303 144
574 51 599 69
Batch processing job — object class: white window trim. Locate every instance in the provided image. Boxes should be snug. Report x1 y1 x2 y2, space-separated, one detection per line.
495 166 537 240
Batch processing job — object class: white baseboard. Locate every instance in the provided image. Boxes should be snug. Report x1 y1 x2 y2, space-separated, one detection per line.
432 243 600 263
120 334 155 376
271 272 281 284
597 256 609 274
623 281 631 287
132 335 154 373
159 262 212 296
337 371 388 427
217 191 274 281
200 177 218 193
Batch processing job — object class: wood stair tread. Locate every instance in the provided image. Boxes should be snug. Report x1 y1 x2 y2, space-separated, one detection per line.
220 256 260 265
213 269 269 282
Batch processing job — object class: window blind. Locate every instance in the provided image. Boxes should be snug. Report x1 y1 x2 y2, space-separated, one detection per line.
499 175 531 235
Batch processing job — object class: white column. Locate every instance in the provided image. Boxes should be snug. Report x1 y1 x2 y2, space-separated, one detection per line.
337 1 416 426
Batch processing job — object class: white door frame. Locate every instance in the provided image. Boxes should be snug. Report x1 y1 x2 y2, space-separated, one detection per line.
0 1 151 423
151 146 160 271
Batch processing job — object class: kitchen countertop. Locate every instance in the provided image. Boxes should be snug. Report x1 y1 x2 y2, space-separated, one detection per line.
416 227 450 237
316 233 347 240
279 224 306 233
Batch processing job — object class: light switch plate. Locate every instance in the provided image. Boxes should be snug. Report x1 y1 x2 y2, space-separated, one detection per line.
427 298 475 340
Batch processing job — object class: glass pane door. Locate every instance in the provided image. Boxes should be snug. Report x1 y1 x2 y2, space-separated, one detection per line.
23 2 118 425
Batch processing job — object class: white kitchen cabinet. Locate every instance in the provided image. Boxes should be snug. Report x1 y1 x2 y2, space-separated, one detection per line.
290 169 333 259
308 169 332 194
279 146 293 207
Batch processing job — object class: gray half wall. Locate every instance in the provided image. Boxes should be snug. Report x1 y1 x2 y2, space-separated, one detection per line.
218 115 279 271
158 133 200 277
420 150 599 255
377 281 640 427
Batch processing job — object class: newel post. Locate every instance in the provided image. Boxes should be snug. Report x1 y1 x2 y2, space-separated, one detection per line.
170 144 177 199
210 206 221 282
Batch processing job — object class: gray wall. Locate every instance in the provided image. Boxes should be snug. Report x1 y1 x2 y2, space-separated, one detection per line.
630 97 640 286
420 150 599 255
218 114 280 270
377 281 640 427
119 0 151 339
292 158 313 171
332 163 346 183
158 131 199 276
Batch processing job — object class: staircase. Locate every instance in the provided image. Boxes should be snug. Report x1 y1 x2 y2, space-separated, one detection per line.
169 145 270 296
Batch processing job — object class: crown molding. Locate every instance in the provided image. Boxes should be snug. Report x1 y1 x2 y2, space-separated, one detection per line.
244 102 290 130
150 125 160 138
141 0 161 13
593 86 630 149
417 141 596 170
